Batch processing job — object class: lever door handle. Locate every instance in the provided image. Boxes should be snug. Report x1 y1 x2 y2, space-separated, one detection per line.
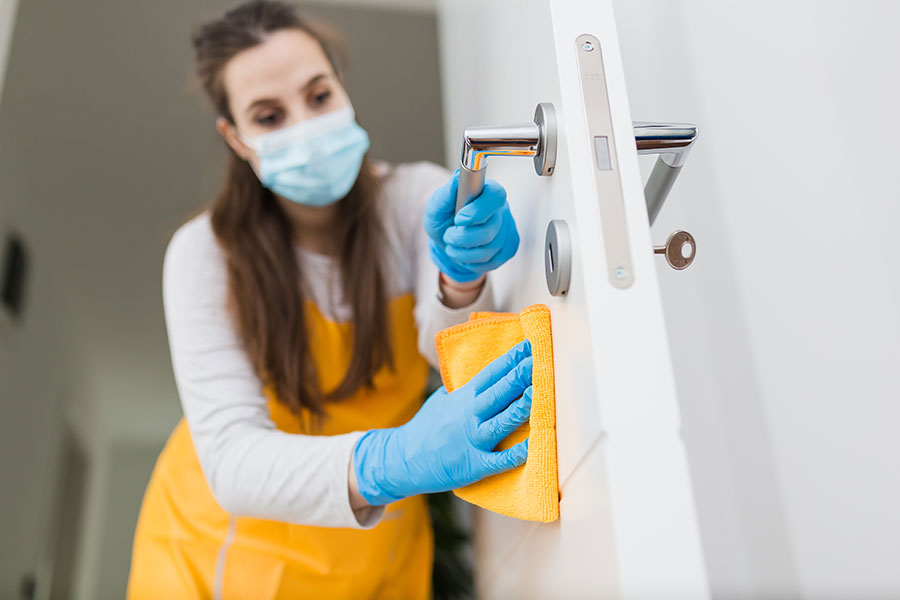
633 122 698 225
455 102 558 212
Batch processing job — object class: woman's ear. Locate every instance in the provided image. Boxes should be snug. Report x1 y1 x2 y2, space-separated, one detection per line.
216 117 254 162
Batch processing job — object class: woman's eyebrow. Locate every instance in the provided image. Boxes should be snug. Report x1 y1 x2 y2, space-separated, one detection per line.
245 97 278 116
300 73 328 91
243 73 330 116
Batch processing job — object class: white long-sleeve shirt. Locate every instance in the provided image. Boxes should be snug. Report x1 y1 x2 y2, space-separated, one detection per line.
162 160 494 529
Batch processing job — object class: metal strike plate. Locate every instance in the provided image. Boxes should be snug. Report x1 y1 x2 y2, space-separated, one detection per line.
545 219 572 296
575 34 634 289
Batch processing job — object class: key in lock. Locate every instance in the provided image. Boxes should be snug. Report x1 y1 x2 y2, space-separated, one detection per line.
654 230 696 270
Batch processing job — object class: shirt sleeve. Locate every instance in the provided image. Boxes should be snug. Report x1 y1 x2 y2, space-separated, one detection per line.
403 162 497 369
162 215 385 529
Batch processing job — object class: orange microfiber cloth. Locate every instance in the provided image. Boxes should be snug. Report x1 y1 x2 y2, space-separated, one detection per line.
434 304 559 522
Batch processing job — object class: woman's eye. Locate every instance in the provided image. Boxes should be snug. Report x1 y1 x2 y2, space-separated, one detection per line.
256 112 282 127
312 90 332 106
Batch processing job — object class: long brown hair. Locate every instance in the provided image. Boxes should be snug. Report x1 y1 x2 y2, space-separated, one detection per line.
192 0 392 417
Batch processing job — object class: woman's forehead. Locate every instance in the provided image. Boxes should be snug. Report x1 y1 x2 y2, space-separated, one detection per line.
223 29 334 108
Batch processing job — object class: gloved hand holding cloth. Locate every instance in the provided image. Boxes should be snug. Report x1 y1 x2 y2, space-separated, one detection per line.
353 340 533 505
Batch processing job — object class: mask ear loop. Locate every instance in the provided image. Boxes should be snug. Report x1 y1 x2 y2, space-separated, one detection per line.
237 126 260 154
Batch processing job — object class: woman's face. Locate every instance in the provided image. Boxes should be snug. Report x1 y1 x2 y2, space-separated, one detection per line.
217 29 351 169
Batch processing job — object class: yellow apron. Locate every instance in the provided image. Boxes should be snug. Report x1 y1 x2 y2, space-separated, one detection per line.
127 294 433 599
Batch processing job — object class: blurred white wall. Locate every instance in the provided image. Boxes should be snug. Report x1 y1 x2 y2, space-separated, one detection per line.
0 0 445 598
614 1 900 597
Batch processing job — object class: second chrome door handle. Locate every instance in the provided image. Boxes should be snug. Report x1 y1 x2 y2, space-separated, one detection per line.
633 122 698 226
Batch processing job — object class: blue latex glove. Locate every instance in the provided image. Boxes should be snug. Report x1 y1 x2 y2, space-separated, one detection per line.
353 340 533 505
424 169 520 283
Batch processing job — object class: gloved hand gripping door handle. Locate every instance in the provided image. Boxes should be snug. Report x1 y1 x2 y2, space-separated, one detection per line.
455 102 558 212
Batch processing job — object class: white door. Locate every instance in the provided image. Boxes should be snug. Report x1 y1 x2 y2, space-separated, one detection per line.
438 1 708 597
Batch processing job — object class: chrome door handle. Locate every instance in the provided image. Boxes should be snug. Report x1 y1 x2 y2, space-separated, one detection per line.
633 122 698 225
456 102 558 212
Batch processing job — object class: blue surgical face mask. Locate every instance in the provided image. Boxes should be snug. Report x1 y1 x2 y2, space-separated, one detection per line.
243 105 370 206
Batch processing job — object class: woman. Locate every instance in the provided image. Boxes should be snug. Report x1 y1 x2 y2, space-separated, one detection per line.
127 1 533 598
